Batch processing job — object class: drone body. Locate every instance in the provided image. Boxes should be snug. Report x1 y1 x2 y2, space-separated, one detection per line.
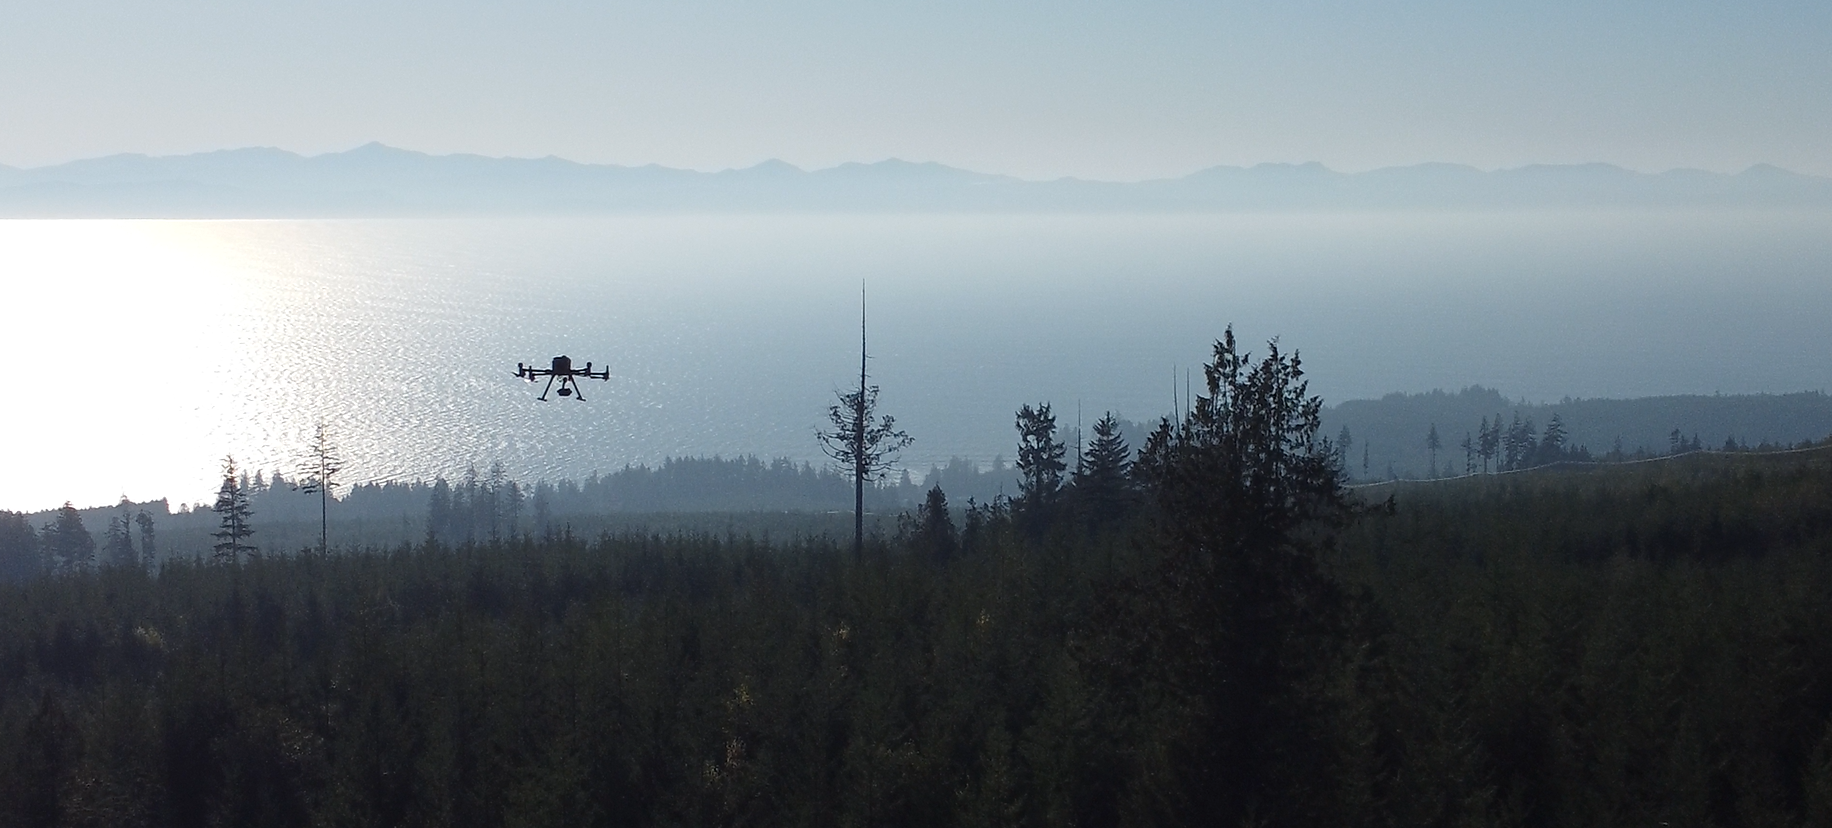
516 355 609 401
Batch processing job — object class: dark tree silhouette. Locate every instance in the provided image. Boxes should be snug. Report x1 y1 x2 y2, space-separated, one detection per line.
1426 423 1441 478
295 422 343 555
1336 425 1353 477
0 511 38 582
1074 411 1134 525
907 484 957 563
1541 412 1568 463
212 455 256 563
426 477 453 545
103 497 136 568
1478 415 1500 473
1132 327 1363 825
818 284 912 558
134 509 156 570
42 502 94 573
1015 402 1067 512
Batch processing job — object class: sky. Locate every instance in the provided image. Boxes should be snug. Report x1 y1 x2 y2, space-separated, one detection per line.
3 1 1830 180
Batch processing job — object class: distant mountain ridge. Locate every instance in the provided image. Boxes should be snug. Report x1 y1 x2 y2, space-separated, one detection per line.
3 143 1830 216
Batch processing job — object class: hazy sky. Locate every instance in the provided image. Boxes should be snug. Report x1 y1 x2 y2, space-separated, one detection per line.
3 1 1829 180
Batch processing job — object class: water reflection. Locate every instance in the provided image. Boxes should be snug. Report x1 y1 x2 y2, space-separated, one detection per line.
2 212 1828 511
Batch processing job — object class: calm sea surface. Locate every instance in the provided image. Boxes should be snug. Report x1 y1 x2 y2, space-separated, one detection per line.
3 212 1830 512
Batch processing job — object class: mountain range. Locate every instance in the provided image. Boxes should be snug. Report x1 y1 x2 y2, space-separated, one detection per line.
4 143 1830 216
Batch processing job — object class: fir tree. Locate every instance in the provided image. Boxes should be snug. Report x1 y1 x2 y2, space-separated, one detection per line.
1073 411 1134 526
212 455 257 563
1015 402 1067 512
910 484 957 563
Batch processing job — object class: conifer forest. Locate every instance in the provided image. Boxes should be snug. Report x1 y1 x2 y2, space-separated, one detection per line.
5 333 1832 827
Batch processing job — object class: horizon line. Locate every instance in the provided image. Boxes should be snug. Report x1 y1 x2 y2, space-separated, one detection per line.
2 142 1818 185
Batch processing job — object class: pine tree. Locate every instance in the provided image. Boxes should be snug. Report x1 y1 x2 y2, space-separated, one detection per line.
212 455 256 563
1461 431 1474 476
1015 402 1067 512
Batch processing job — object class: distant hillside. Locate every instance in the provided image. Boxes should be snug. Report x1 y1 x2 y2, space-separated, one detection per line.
5 144 1831 216
1323 387 1832 481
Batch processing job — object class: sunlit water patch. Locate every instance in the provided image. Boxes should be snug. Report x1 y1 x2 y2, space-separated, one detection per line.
2 212 1829 512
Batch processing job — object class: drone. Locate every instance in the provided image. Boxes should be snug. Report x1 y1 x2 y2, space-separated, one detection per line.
516 355 609 401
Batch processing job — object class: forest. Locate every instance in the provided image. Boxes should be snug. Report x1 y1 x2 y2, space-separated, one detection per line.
3 333 1832 826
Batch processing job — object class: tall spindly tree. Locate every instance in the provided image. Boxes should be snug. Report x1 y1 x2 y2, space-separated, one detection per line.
296 422 343 555
819 283 912 558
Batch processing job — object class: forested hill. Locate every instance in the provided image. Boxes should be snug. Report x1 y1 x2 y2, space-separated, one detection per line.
1324 387 1832 481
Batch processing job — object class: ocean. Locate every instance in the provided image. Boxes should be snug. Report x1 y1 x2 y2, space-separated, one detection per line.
3 210 1829 511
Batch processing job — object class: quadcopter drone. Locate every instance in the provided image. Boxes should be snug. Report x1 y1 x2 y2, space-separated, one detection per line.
516 355 609 401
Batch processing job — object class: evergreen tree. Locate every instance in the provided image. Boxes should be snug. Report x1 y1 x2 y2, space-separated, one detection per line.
212 455 257 563
0 511 38 582
296 422 343 555
1426 423 1441 478
909 484 957 563
134 509 157 570
42 502 95 573
1073 411 1134 526
485 461 508 542
103 497 137 568
1502 412 1524 470
1541 413 1568 463
1460 431 1475 475
503 480 524 539
426 476 452 544
1336 425 1353 476
818 285 912 558
1478 415 1500 473
1131 327 1364 825
1015 402 1067 512
532 480 553 538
